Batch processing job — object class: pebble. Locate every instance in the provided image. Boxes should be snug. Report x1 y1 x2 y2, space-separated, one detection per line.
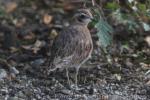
0 68 7 80
0 88 8 95
108 95 126 100
7 97 24 100
31 59 45 67
9 67 19 75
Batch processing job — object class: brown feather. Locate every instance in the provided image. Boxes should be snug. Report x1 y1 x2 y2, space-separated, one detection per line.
48 9 93 75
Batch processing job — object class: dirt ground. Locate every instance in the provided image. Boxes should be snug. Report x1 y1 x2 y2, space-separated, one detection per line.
0 0 149 100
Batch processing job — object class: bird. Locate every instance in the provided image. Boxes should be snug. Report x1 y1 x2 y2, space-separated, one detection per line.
47 9 93 88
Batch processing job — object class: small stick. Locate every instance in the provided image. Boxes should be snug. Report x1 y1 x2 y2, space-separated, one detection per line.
91 0 96 6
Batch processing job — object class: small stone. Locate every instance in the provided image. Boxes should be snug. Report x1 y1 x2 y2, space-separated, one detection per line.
125 59 133 68
7 97 24 100
17 91 26 99
31 59 45 67
60 89 74 95
145 70 150 80
23 88 32 96
108 95 126 100
93 88 97 93
0 69 7 80
10 67 19 75
0 88 8 95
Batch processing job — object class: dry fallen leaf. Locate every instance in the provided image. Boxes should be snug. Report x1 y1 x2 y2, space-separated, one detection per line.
23 32 35 40
50 29 58 39
5 2 17 13
145 36 150 47
63 0 84 11
10 47 19 53
140 62 150 69
21 45 32 50
146 80 150 85
34 40 42 48
14 17 27 28
33 40 46 54
43 14 53 25
22 40 45 54
114 74 121 81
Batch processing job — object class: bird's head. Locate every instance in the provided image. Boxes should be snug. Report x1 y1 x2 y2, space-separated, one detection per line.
73 9 93 26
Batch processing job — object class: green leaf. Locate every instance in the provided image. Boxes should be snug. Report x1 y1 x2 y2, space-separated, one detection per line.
0 7 5 17
147 10 150 17
95 18 113 48
92 8 114 48
138 3 146 12
142 22 150 31
106 2 119 10
112 9 140 32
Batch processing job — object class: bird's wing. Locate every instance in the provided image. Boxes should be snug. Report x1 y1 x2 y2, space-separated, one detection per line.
49 26 80 67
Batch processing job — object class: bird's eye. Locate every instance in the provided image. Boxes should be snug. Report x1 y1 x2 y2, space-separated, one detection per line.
80 14 86 18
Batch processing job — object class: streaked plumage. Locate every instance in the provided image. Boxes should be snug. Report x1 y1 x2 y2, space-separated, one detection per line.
48 9 93 87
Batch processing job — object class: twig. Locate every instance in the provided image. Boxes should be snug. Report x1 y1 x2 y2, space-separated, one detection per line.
91 0 95 6
83 0 88 8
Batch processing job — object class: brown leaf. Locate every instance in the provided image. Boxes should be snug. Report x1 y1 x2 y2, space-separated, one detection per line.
43 14 53 25
23 32 35 40
9 47 19 53
146 80 150 85
5 2 17 13
21 45 32 50
14 17 27 28
145 36 150 47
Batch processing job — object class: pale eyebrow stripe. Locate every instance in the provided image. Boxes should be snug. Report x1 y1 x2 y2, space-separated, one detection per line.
80 13 87 16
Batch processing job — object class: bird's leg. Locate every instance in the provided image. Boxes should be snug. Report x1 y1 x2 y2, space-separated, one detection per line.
65 68 71 86
75 66 80 89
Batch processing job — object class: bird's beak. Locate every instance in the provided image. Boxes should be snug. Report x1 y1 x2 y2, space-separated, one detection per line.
89 16 94 20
